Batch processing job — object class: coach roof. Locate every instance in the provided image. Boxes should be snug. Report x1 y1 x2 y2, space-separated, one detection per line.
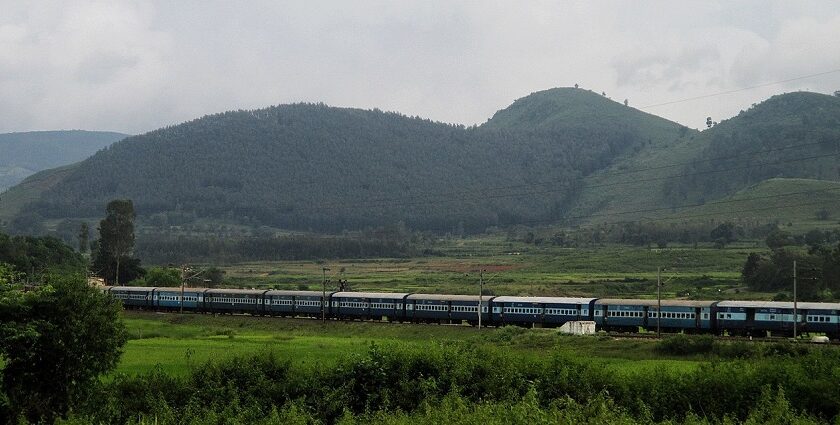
493 296 596 304
595 299 715 307
333 292 409 299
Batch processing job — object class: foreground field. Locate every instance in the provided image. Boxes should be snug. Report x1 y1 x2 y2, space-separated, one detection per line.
119 310 700 376
99 310 840 424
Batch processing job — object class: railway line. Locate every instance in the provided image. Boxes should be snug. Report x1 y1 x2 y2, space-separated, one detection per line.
106 285 840 340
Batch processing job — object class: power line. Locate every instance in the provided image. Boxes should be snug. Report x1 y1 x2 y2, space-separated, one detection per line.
639 68 840 109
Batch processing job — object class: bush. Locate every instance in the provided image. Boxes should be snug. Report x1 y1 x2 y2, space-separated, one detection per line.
655 334 715 355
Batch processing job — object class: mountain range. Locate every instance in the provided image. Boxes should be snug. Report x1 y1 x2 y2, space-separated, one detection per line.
1 88 838 239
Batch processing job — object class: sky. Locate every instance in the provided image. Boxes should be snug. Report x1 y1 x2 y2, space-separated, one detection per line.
1 1 840 135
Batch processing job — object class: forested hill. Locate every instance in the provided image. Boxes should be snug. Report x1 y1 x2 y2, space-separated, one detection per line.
4 88 686 234
661 92 840 204
0 131 128 192
484 87 686 139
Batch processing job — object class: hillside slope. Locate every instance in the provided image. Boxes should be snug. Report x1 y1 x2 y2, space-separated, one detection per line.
570 91 840 224
664 178 840 229
0 130 128 192
3 89 686 234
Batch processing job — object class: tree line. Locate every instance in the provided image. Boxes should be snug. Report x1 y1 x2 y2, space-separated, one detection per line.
742 229 840 300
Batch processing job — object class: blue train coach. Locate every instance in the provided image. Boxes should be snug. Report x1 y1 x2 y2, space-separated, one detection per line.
109 286 154 309
153 287 206 311
594 299 714 332
492 297 595 327
263 290 330 317
332 292 408 321
205 289 267 315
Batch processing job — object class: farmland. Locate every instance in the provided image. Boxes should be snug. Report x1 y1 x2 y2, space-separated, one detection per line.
218 238 771 300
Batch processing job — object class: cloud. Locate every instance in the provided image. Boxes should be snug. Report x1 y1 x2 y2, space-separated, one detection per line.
0 1 839 134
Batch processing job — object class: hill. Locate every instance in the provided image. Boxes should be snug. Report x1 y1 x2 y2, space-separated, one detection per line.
569 91 840 225
1 89 686 235
664 178 840 231
0 130 128 192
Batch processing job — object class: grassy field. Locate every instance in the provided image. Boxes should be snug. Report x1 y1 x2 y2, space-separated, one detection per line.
119 311 701 377
217 238 771 299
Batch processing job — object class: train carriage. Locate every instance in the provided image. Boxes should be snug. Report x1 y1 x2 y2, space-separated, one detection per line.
264 290 328 317
205 289 267 315
332 292 408 321
595 299 714 332
492 297 595 327
290 291 331 317
446 295 493 325
716 301 798 336
109 286 155 309
406 294 455 323
153 287 207 311
800 302 840 338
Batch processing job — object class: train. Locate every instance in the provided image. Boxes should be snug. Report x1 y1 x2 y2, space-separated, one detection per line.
104 286 840 338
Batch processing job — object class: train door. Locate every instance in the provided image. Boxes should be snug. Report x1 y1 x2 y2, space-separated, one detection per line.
746 308 755 334
694 308 701 330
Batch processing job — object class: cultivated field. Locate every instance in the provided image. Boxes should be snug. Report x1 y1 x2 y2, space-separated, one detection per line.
218 238 772 300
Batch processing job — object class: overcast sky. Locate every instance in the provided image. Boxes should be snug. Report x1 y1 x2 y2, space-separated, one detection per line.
2 1 840 135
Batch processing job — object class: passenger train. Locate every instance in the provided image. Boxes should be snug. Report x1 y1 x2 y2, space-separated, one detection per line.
104 286 840 338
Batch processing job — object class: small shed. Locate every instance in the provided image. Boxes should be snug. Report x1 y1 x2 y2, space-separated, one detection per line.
559 321 596 335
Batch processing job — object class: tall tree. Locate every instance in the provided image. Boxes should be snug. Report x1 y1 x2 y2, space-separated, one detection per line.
0 275 127 423
78 222 90 254
98 200 136 285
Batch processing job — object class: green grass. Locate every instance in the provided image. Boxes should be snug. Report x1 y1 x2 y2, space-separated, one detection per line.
118 311 702 377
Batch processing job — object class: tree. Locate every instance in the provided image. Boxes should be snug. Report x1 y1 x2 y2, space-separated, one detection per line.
202 267 226 287
765 229 794 250
706 117 713 128
78 222 90 254
710 222 736 248
139 266 181 286
741 253 763 283
0 263 17 286
623 99 629 107
97 200 136 285
0 275 127 423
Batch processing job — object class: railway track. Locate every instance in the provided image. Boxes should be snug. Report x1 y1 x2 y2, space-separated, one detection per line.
604 331 840 345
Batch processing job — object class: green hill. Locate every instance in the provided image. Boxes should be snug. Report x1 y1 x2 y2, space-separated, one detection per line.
2 89 838 239
569 91 840 225
1 89 685 235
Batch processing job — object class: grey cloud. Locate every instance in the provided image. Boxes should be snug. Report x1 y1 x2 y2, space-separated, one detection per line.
0 1 839 134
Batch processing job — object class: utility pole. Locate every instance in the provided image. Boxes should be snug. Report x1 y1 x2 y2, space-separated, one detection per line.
180 264 189 314
793 260 797 340
657 267 661 338
322 267 330 323
478 269 485 329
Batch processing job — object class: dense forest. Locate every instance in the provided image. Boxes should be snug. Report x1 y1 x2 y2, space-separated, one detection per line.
4 88 686 234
